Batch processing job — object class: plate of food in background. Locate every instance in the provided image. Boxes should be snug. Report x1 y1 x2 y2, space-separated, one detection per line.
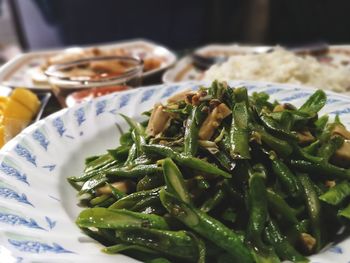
163 44 350 94
0 39 177 90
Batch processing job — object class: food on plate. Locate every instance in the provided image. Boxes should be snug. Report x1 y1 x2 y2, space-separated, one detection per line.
69 81 350 262
204 48 350 92
32 47 164 84
49 57 139 81
0 88 40 147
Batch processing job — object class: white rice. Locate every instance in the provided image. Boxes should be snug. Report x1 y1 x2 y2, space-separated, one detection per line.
204 48 350 92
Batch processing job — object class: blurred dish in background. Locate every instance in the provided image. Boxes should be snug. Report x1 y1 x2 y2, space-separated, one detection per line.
204 48 350 93
0 39 176 90
163 44 350 93
45 56 142 107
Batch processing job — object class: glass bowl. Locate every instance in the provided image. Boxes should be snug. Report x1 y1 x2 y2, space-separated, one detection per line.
45 56 143 107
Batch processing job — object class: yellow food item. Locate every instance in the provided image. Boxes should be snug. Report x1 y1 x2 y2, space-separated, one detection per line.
0 88 40 148
0 125 4 147
0 97 9 112
10 88 40 114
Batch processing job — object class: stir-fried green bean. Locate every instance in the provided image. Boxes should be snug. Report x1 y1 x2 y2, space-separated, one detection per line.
230 101 251 159
160 189 254 263
69 82 350 262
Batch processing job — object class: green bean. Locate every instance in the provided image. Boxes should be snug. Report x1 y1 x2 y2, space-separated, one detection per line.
119 131 133 146
259 114 297 140
85 155 100 165
76 207 169 230
319 181 350 205
279 111 294 131
80 164 161 193
103 243 157 255
268 110 311 125
124 143 137 166
96 196 117 207
253 125 293 157
109 187 162 209
130 195 162 213
67 177 82 191
298 89 326 117
107 145 130 162
131 155 153 166
246 164 268 246
107 164 162 178
303 140 321 155
298 173 322 252
146 258 172 263
314 115 329 137
264 220 308 262
266 189 298 224
250 248 281 263
143 144 231 178
116 227 198 261
209 80 227 100
205 147 235 172
90 194 110 206
294 144 323 163
136 174 164 191
230 101 251 159
234 86 249 103
290 159 350 180
338 203 350 219
163 158 191 204
80 228 119 246
119 113 146 137
159 189 254 263
317 135 344 162
68 160 119 183
270 152 301 198
131 129 146 156
200 185 226 213
190 233 206 263
250 91 275 113
84 153 115 174
184 105 204 156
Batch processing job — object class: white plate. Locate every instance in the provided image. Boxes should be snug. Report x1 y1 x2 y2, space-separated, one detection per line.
0 39 177 90
0 81 350 262
162 44 350 88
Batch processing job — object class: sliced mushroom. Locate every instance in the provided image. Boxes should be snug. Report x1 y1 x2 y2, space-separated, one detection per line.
199 103 231 140
300 233 316 253
334 140 350 166
273 103 297 112
273 104 285 113
297 130 315 144
332 124 350 139
325 180 336 188
190 91 208 106
167 89 195 103
96 180 134 195
146 103 171 137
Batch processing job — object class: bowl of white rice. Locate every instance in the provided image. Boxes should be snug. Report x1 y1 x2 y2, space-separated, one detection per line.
204 48 350 93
